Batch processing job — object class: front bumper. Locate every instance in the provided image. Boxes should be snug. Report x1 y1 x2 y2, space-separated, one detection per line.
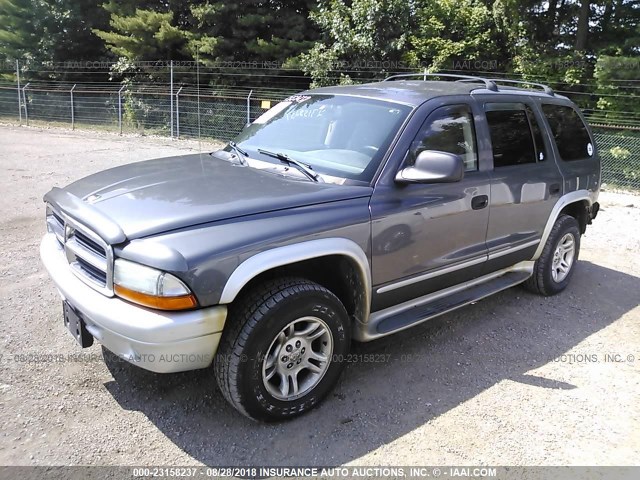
40 233 227 373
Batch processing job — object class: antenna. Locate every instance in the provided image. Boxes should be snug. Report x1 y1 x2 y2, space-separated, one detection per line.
196 52 202 153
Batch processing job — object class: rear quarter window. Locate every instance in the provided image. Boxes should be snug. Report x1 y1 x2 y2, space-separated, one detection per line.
541 104 593 161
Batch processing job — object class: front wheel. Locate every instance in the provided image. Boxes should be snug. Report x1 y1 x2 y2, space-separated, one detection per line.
525 214 581 296
214 278 351 421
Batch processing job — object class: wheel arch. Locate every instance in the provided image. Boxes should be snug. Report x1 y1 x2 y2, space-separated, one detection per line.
532 189 595 260
559 200 590 234
219 238 371 325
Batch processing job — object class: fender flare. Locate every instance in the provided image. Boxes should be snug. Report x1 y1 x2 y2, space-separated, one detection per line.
219 238 371 321
532 189 597 260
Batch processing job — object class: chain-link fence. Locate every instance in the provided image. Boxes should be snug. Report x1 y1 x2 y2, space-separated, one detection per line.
1 77 639 192
594 132 640 190
0 83 290 140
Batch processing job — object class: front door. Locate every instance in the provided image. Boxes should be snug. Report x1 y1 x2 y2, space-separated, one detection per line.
370 102 491 311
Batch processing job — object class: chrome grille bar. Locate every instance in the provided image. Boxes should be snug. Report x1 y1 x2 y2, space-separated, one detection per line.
45 203 114 297
65 236 108 272
46 205 65 244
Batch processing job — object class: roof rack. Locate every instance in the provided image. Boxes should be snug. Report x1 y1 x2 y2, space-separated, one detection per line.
384 72 498 91
384 72 555 96
481 78 554 95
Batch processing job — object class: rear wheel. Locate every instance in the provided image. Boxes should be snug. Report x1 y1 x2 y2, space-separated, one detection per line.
525 214 581 296
214 277 350 421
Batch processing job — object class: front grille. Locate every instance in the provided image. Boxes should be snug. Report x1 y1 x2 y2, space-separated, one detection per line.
46 206 65 245
75 229 106 257
46 204 114 296
74 257 108 285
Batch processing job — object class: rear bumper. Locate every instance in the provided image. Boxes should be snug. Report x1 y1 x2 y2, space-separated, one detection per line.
40 233 227 373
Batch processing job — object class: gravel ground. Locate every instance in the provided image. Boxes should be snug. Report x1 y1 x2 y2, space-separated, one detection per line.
0 124 639 467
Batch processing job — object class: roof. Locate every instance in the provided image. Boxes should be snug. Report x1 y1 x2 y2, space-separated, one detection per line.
306 77 567 108
308 81 477 106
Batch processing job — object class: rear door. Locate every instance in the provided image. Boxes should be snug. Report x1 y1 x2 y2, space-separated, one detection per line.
478 97 564 272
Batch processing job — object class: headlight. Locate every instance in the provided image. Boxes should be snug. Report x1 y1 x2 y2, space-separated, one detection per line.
113 259 197 311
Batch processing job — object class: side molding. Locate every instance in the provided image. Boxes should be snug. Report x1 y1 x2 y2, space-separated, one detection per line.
219 238 372 320
532 189 595 260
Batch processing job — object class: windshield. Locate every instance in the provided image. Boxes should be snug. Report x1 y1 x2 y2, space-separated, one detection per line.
233 94 412 182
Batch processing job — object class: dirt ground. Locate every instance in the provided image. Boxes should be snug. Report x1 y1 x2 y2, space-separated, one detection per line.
0 124 638 467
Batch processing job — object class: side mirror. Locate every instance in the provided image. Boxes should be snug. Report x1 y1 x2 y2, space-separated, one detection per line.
395 150 465 184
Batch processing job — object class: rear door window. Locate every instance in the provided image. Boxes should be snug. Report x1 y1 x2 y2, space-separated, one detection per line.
541 104 593 161
485 104 537 167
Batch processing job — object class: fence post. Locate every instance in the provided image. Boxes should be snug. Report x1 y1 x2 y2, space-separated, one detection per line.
170 60 174 138
70 84 76 130
118 85 125 135
175 86 183 138
246 90 253 126
22 83 30 126
16 60 22 123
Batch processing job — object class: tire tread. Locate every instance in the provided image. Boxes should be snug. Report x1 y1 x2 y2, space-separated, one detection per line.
214 277 340 420
525 214 580 296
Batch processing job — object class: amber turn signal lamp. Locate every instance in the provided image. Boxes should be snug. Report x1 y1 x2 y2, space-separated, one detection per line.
114 284 197 311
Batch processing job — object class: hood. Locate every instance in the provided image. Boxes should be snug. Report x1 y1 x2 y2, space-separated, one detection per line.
60 153 372 240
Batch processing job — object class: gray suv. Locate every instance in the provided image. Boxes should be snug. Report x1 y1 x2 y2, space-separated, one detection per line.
40 73 600 421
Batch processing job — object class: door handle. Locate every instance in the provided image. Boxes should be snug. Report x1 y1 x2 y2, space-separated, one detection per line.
472 195 489 210
549 183 561 194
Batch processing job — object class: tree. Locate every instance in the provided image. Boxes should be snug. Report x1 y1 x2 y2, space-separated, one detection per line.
300 0 413 86
575 0 590 52
594 55 640 126
48 0 110 62
407 0 499 71
0 0 54 62
93 0 318 65
93 2 190 61
187 0 318 65
0 0 108 64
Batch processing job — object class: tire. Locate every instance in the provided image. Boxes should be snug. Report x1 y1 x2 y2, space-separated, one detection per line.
525 214 581 296
214 277 351 421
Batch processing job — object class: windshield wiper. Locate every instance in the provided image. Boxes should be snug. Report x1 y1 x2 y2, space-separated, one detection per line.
257 148 321 182
227 141 249 165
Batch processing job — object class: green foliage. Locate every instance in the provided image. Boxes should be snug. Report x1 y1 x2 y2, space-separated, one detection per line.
596 132 640 188
407 0 498 70
301 0 412 85
49 0 110 62
0 0 54 62
188 2 219 58
187 1 318 65
1 0 639 128
94 5 190 61
93 0 318 65
594 55 640 124
610 146 631 161
0 0 108 64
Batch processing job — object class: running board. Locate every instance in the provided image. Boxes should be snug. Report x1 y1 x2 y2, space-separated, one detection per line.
355 262 533 341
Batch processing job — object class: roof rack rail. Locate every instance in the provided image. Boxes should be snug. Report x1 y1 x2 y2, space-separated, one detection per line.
480 78 554 95
384 72 498 92
384 72 555 96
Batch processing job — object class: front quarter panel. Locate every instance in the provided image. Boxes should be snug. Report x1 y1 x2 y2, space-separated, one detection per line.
116 197 373 307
